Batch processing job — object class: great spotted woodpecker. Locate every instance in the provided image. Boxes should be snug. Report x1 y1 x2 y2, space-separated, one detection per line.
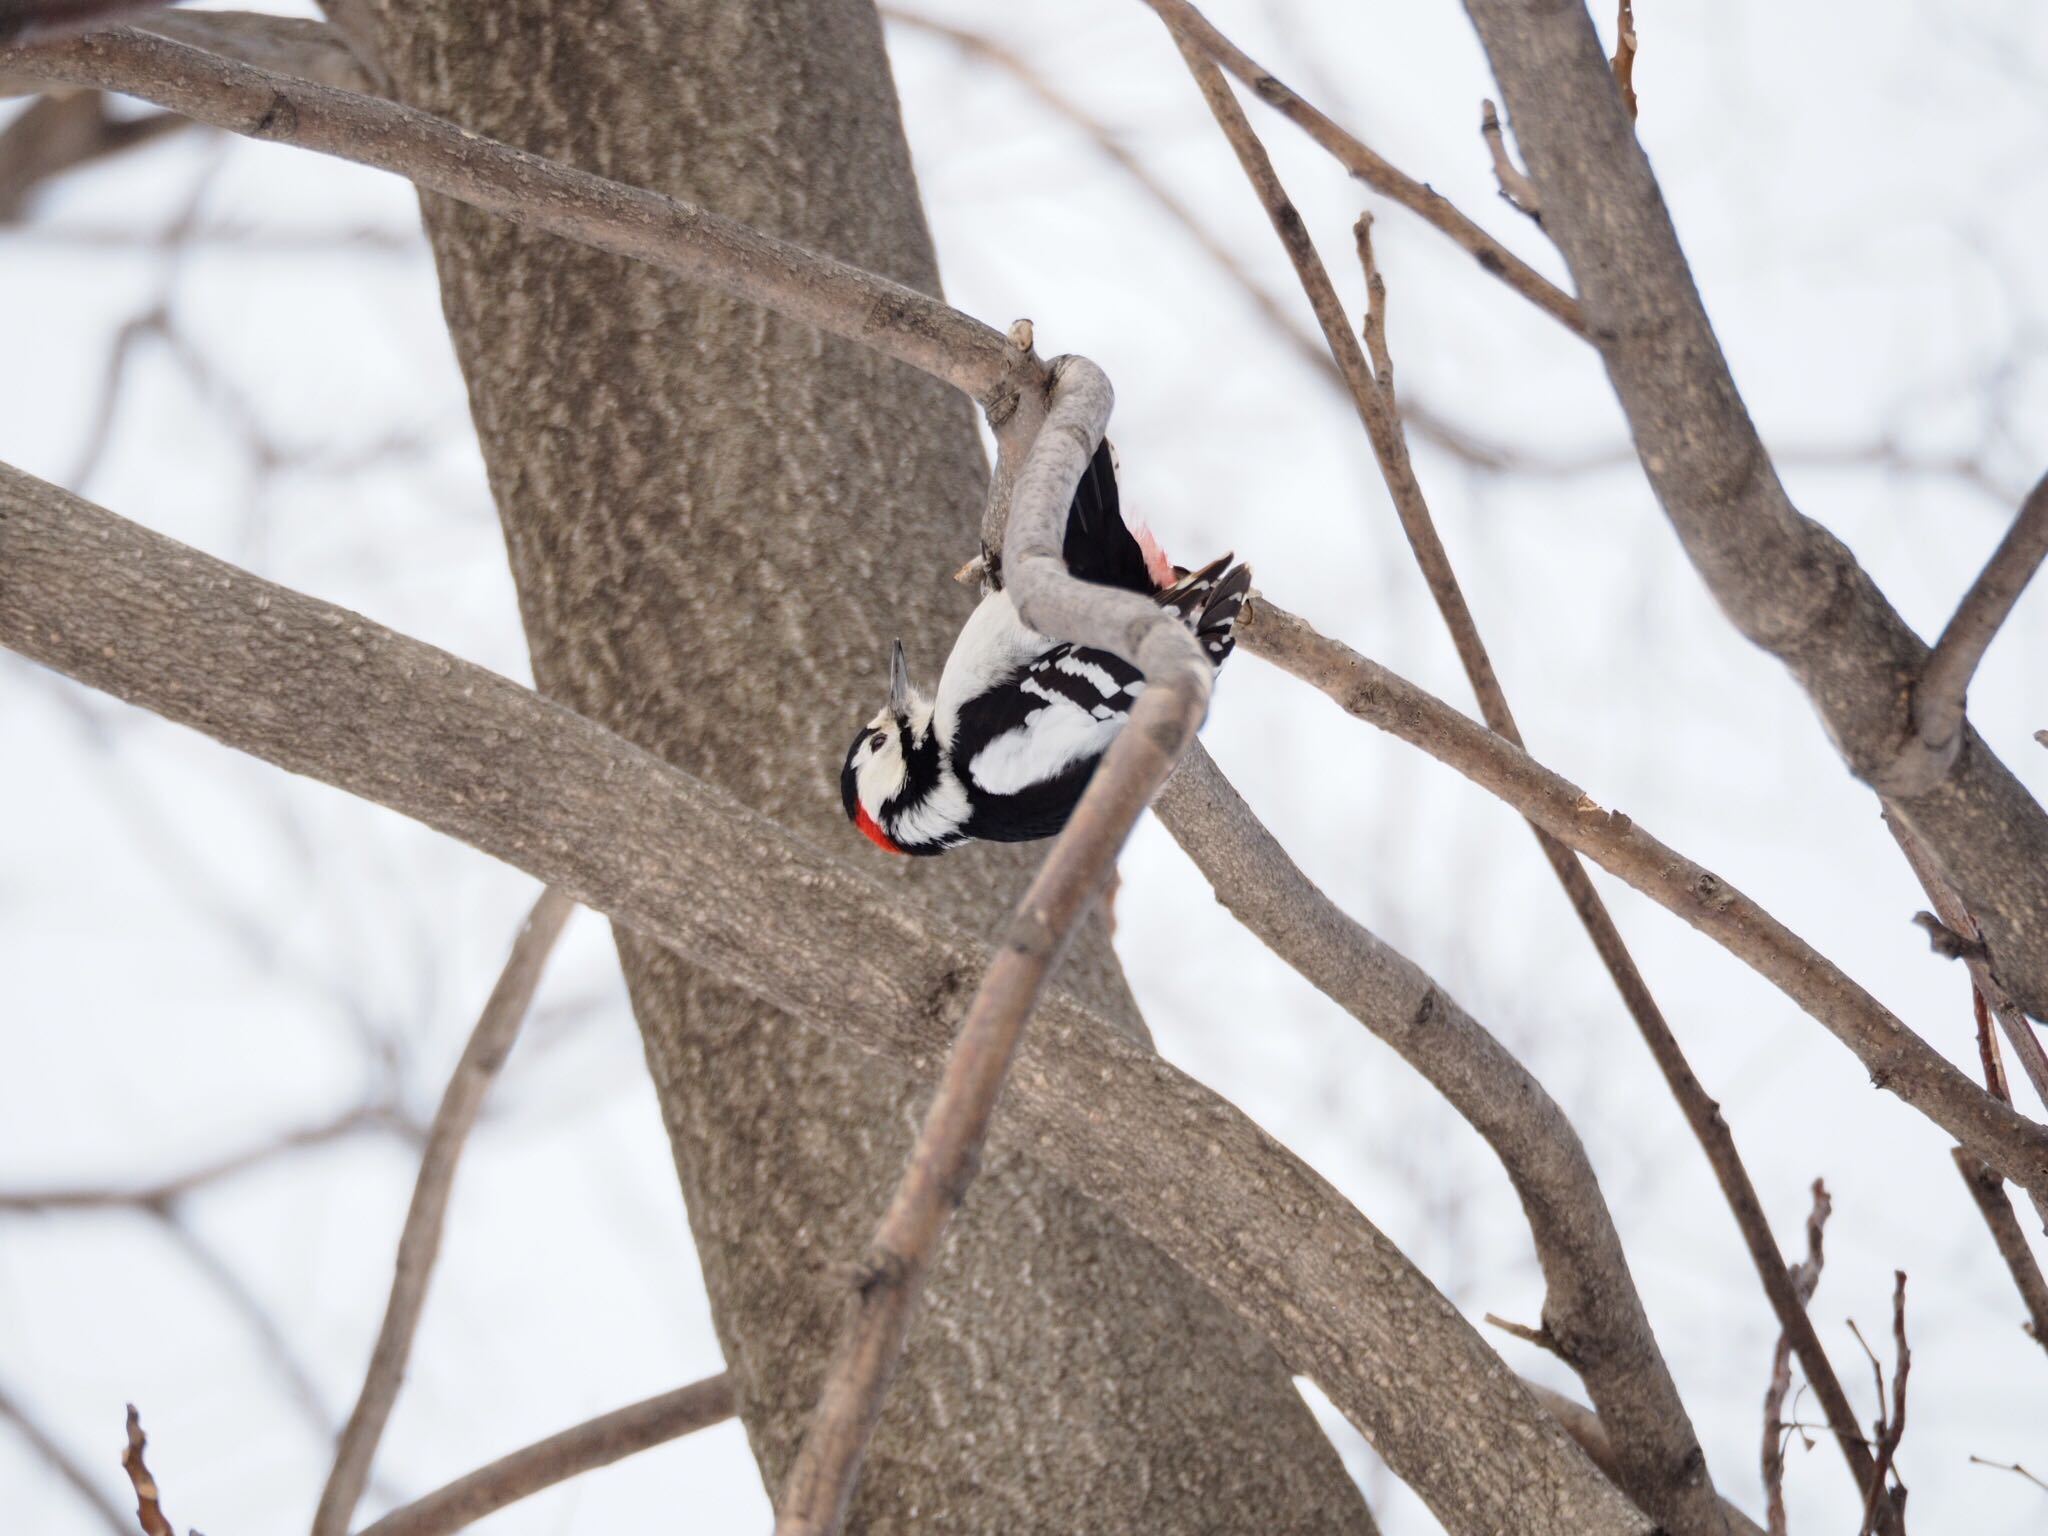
839 441 1249 855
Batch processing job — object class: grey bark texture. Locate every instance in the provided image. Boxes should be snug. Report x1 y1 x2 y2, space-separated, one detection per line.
328 1 1370 1528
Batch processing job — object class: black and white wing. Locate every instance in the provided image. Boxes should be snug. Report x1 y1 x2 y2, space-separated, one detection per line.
951 643 1146 842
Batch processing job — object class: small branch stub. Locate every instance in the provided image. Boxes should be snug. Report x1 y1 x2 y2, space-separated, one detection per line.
1480 99 1543 223
1611 0 1639 119
121 1405 176 1536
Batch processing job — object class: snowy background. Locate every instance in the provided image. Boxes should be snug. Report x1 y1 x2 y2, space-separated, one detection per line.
5 1 2048 1531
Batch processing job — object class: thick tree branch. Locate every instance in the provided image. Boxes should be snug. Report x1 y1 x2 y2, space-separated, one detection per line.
0 466 1653 1535
1153 747 1721 1532
776 361 1213 1536
1523 1384 1765 1536
0 25 1036 410
353 1374 736 1536
1237 600 2048 1205
1457 0 2048 1024
312 888 575 1536
1137 0 1583 334
1913 468 2048 761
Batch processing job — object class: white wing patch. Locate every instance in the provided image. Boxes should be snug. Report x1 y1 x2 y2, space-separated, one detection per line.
967 703 1124 797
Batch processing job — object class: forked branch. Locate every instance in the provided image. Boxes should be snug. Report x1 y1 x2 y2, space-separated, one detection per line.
1912 467 2048 760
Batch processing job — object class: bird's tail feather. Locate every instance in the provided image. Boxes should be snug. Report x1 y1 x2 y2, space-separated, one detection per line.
1154 556 1252 666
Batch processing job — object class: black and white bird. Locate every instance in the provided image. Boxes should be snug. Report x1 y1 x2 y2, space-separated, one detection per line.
839 441 1249 856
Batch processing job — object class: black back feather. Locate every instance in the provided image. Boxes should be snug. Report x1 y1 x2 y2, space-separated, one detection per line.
1060 439 1157 596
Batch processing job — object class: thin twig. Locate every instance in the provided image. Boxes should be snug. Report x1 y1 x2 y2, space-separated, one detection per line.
1137 0 1584 332
1611 0 1639 120
774 360 1212 1536
1970 1455 2048 1494
1763 1180 1831 1536
1912 467 2048 759
1479 99 1542 222
1855 1273 1910 1536
311 888 575 1536
353 1374 735 1536
0 1104 398 1210
1482 1313 1565 1359
120 1405 175 1536
0 1382 129 1536
1952 1149 2048 1358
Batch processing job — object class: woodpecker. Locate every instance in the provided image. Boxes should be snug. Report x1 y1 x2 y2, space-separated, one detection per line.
839 440 1249 855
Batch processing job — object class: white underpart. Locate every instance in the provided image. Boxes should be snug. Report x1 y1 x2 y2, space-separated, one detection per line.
932 589 1050 747
891 763 973 846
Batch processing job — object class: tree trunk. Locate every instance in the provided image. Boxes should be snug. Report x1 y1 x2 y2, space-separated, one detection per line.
331 2 1373 1527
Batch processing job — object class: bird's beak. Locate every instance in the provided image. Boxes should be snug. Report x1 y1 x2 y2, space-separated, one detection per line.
889 639 913 718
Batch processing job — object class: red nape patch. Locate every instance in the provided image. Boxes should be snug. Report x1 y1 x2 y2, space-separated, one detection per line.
856 804 906 855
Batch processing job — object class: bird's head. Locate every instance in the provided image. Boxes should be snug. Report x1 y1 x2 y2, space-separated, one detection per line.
840 640 948 856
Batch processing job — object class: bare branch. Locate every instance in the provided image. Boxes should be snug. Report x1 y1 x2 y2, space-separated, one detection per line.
1459 0 2048 1024
120 1405 175 1536
1763 1179 1831 1536
0 1104 399 1211
1483 1313 1566 1359
0 1382 129 1536
1952 1149 2048 1359
0 26 1032 408
0 463 1654 1535
1137 0 1584 334
311 888 575 1536
1969 1456 2048 1494
1479 99 1542 222
777 360 1214 1536
353 1375 736 1536
1237 599 2048 1206
1913 467 2048 759
1855 1273 1910 1536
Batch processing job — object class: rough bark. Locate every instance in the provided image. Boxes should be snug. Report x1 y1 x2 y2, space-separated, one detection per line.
326 2 1369 1528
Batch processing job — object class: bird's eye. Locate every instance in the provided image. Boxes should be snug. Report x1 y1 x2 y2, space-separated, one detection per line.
870 732 888 752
